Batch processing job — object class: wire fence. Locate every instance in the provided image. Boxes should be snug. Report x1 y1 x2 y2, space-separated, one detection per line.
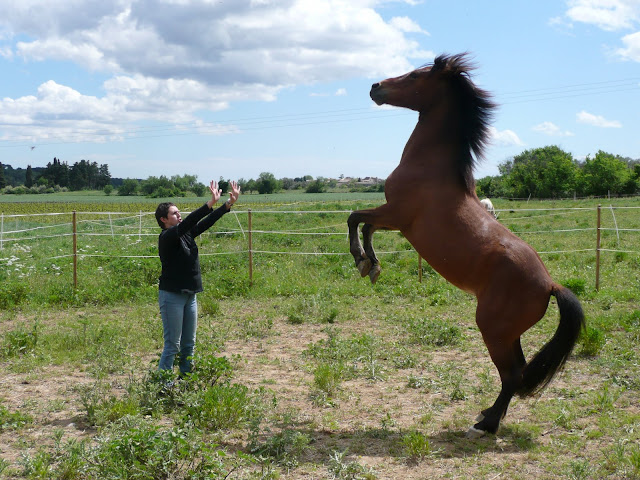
1 204 639 290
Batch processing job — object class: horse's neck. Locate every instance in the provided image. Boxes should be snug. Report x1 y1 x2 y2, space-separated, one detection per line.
398 113 464 183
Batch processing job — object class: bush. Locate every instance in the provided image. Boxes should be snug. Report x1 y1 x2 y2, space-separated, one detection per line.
117 178 139 196
183 383 254 430
0 323 38 358
305 179 326 193
82 417 227 479
579 326 605 357
0 282 29 309
563 278 586 296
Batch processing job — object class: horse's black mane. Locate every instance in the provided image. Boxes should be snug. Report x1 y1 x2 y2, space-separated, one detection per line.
428 53 497 192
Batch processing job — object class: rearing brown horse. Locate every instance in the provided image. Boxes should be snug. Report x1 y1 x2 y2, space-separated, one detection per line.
348 53 585 437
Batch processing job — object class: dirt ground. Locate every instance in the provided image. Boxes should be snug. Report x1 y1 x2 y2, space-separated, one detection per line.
0 309 635 479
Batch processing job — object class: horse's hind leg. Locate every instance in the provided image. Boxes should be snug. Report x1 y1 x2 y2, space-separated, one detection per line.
468 337 526 438
362 223 382 284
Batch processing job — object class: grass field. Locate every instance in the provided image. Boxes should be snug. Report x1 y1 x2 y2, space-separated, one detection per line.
0 193 639 479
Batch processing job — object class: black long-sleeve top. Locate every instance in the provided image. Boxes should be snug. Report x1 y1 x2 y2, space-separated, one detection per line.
158 203 229 293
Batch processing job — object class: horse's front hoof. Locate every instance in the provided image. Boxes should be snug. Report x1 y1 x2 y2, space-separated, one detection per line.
357 258 372 277
466 426 487 439
369 264 381 284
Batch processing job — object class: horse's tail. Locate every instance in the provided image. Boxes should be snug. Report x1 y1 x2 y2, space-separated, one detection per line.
518 284 585 397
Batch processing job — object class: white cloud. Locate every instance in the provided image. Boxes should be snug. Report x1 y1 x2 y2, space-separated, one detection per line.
0 0 430 142
617 30 640 60
0 45 12 59
0 76 281 143
564 0 640 31
335 88 347 96
5 0 425 84
390 16 429 35
576 110 622 127
489 127 524 147
532 121 575 137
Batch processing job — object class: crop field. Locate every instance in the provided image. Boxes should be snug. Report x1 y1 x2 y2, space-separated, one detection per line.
1 194 639 479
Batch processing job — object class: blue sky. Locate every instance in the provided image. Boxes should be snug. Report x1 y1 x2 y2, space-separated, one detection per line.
0 0 638 183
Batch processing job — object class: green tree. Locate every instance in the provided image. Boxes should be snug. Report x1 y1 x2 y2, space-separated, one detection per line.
97 164 111 189
581 150 636 196
257 172 280 194
475 175 508 198
25 165 33 188
244 179 257 193
0 163 6 189
103 184 114 195
41 157 70 188
191 182 207 197
140 176 181 197
117 178 140 196
305 179 326 193
218 177 229 193
502 146 579 198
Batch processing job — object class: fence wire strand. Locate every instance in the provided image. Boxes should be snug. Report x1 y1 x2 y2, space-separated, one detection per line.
2 206 640 268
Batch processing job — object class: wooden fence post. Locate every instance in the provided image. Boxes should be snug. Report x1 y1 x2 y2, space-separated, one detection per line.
248 209 253 286
595 204 601 291
73 211 78 289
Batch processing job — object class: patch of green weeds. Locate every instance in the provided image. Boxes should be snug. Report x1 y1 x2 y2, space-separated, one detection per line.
0 281 29 309
19 448 53 479
566 459 592 480
200 297 221 316
239 316 274 339
312 362 344 404
327 450 377 480
405 316 462 347
305 328 387 380
562 278 586 296
578 326 606 357
182 383 257 431
286 295 339 324
1 322 38 358
249 429 311 470
89 416 230 479
0 403 32 432
77 381 139 427
390 346 417 369
401 430 437 460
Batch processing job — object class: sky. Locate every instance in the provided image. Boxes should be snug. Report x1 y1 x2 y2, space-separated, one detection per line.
0 0 639 183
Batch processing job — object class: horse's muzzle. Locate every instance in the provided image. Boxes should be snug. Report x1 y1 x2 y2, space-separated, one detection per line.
370 83 386 105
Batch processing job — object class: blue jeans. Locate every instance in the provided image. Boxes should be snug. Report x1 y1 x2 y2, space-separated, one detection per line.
158 290 197 375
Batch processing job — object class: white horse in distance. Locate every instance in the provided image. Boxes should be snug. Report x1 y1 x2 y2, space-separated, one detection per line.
480 198 497 219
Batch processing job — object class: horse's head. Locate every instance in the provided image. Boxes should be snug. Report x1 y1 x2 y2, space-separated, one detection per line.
371 53 497 191
370 53 477 112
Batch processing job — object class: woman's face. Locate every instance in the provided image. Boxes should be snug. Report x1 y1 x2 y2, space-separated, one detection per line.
162 205 182 228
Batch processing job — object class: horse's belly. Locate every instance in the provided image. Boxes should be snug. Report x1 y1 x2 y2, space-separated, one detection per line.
403 225 549 296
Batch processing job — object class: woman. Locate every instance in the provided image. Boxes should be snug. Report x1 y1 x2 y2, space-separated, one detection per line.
154 179 240 377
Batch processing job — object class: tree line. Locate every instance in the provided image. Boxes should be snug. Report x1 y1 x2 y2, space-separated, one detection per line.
3 146 637 199
0 158 111 194
477 146 640 199
115 172 380 197
0 162 382 197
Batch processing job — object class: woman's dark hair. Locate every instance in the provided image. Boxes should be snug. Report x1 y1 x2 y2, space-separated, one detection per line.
155 202 175 229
